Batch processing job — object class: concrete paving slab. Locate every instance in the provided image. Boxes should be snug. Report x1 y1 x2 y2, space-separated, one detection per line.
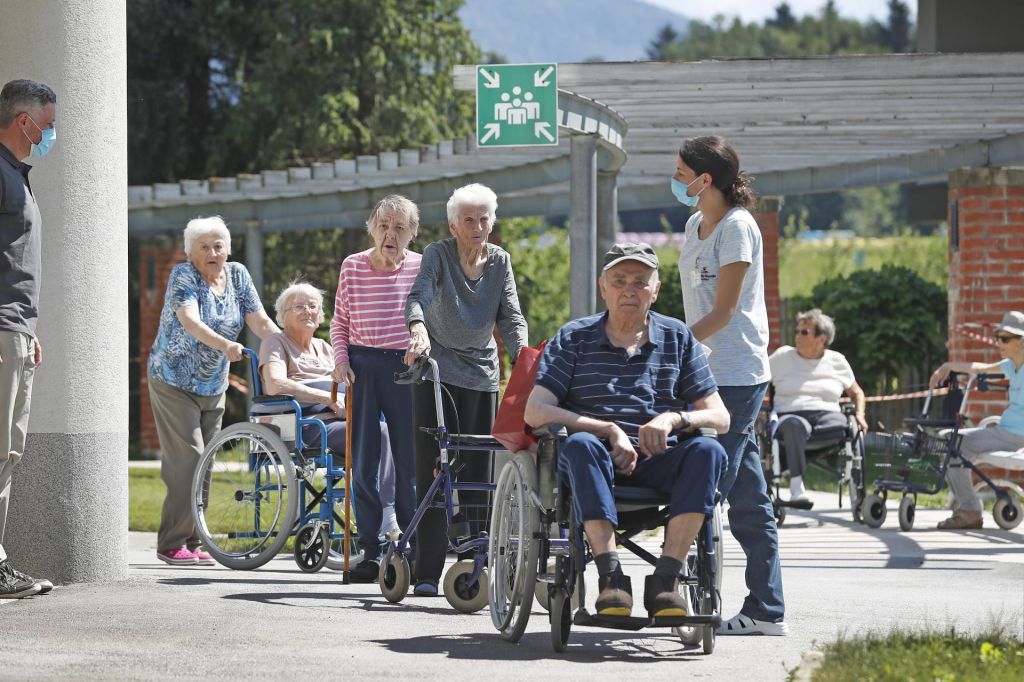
1 489 1021 680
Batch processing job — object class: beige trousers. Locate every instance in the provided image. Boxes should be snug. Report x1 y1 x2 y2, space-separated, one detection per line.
148 378 225 552
0 331 35 563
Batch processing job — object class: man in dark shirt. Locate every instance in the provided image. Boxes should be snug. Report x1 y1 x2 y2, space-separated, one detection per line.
0 79 57 599
525 243 729 620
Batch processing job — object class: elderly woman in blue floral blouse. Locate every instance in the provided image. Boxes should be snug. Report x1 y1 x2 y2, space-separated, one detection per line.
147 216 279 566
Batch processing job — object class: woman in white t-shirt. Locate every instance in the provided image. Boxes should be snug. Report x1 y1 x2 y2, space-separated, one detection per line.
768 309 868 504
675 135 785 636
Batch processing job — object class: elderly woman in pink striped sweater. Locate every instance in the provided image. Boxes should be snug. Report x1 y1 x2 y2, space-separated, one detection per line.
330 195 422 583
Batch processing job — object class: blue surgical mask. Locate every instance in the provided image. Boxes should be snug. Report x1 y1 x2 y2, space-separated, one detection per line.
671 175 704 207
23 116 57 159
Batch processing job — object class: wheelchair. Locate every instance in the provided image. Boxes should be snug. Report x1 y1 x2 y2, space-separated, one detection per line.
488 426 723 654
861 372 1023 531
757 386 866 526
190 348 359 575
376 355 504 613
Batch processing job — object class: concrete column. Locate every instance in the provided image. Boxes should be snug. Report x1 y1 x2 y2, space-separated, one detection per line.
569 134 598 319
595 171 618 313
1 0 128 583
244 221 265 352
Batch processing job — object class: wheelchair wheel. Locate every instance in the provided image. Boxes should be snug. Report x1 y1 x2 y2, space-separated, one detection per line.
550 587 572 653
848 435 866 523
294 522 330 572
379 552 411 603
488 454 540 641
192 423 297 570
993 496 1023 530
862 493 887 529
325 537 363 572
443 560 489 614
898 495 916 532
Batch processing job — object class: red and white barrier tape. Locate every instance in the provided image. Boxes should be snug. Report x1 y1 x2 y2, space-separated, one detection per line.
954 323 999 347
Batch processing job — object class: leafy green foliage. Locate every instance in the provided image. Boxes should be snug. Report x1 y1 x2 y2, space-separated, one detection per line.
779 231 948 299
790 265 947 394
648 0 914 60
128 0 480 183
651 254 685 322
501 217 570 346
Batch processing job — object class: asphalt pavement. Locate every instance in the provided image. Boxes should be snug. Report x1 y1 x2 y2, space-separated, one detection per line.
2 489 1021 681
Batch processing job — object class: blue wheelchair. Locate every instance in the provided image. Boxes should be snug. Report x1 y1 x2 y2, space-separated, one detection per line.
190 349 358 575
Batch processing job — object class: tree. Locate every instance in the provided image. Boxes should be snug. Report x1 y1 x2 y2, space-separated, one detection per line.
128 0 480 184
790 265 947 395
767 3 797 31
647 23 681 60
881 0 913 52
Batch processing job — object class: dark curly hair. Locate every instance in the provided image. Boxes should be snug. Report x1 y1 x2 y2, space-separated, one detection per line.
678 136 756 210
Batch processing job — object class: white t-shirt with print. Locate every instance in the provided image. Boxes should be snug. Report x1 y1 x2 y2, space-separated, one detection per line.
678 207 770 385
769 345 854 413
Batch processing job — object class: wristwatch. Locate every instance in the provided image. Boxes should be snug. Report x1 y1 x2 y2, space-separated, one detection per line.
677 410 692 431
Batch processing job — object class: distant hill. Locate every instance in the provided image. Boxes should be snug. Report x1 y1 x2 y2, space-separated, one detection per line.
458 0 689 63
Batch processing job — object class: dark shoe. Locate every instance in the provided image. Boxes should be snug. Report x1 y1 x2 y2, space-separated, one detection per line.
349 560 380 583
413 580 439 597
6 563 53 595
0 560 42 599
644 573 688 618
595 572 632 617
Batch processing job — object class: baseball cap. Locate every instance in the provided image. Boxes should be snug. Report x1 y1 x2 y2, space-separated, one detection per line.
602 242 659 271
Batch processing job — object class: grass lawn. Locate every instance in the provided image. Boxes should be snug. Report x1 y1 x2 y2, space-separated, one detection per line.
129 467 164 532
806 629 1024 681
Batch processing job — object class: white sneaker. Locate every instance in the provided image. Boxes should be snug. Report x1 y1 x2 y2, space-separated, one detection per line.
789 475 806 500
717 613 789 636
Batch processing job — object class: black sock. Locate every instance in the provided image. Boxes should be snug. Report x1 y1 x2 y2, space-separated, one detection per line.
594 551 621 578
654 555 683 579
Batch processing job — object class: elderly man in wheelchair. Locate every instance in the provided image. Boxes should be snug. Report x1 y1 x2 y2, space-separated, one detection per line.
525 243 729 622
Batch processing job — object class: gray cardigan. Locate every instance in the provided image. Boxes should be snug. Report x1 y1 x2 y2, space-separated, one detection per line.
406 238 528 392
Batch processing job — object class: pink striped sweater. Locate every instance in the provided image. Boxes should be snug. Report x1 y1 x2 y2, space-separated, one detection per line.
330 249 422 365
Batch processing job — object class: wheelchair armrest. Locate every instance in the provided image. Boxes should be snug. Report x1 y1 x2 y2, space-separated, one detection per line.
697 427 718 439
841 403 856 416
253 394 295 404
532 424 568 441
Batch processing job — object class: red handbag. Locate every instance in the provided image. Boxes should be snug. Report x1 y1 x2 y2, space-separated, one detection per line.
491 342 547 453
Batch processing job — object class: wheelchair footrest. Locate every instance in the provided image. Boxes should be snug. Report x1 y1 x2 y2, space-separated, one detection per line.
778 498 814 511
573 609 721 631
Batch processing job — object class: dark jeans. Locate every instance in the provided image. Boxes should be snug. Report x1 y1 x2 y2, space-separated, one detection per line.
557 431 725 526
412 380 496 585
716 382 785 622
347 346 415 561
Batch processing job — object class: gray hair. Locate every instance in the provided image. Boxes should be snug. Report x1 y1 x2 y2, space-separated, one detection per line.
183 216 231 256
366 194 420 237
0 79 57 127
446 183 497 224
274 280 326 327
797 308 836 346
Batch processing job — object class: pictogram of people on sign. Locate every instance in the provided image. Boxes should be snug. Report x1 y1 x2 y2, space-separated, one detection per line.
494 86 541 125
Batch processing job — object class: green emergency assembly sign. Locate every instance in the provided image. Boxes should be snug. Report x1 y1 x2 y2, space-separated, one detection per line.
476 63 558 148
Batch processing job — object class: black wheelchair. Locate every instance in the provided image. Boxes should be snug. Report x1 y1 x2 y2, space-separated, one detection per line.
757 386 866 526
488 426 723 654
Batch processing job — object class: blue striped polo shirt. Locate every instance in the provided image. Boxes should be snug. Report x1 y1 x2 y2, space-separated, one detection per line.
535 311 718 441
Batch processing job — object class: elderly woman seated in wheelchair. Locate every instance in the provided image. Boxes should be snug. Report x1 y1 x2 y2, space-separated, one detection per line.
763 308 868 519
516 243 730 653
189 280 395 573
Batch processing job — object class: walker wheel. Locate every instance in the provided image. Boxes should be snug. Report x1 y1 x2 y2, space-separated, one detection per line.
293 523 330 572
443 559 489 613
898 495 916 532
994 496 1023 530
862 493 887 529
379 553 411 603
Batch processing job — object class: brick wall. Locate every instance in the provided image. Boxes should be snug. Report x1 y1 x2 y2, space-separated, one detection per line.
139 244 187 456
755 198 782 352
947 166 1024 485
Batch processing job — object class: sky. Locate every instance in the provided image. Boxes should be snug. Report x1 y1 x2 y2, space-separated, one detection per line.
644 0 910 25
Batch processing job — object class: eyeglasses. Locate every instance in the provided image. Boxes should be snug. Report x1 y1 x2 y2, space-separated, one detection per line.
796 329 818 337
995 334 1020 344
288 303 321 313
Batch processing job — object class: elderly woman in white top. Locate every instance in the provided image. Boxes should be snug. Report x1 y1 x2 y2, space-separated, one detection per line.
768 309 868 504
147 216 279 566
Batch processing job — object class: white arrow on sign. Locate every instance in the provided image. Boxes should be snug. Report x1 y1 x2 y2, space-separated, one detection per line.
534 65 554 88
534 121 554 142
480 68 500 89
481 123 501 143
